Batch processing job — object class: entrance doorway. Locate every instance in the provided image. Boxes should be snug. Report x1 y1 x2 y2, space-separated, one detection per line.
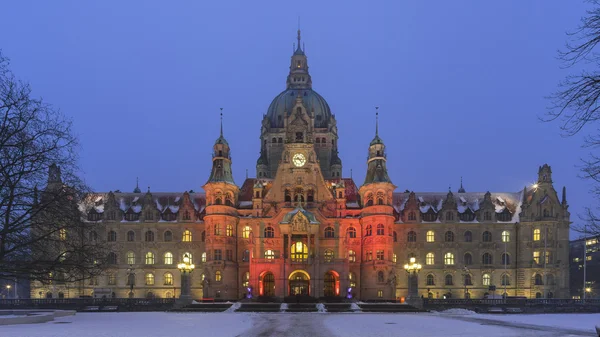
262 272 275 296
324 272 337 297
288 270 310 296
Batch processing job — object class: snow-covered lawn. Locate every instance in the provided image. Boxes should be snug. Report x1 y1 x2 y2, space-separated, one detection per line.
477 313 600 334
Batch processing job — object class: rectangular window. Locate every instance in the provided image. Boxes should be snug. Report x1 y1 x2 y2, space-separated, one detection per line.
587 255 592 261
214 249 222 261
377 290 383 298
226 249 233 261
376 250 384 261
366 251 373 262
393 253 397 263
533 251 540 264
545 252 553 264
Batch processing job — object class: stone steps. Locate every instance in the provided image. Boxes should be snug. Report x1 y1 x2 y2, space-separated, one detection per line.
178 303 232 312
324 303 353 312
235 303 281 312
286 303 318 312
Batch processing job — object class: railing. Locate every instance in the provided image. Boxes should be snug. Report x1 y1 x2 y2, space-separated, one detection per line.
0 298 177 311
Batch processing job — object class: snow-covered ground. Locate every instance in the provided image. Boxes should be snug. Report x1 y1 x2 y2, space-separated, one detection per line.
2 311 600 337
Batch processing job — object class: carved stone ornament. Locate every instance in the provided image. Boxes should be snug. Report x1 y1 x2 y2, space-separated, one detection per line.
291 212 309 233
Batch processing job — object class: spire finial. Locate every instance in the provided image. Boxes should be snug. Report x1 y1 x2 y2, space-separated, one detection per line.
220 108 223 137
246 168 248 180
350 168 353 179
458 176 466 193
133 177 141 193
375 106 379 136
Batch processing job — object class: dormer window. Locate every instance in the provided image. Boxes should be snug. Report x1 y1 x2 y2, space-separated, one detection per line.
297 61 301 68
218 150 223 157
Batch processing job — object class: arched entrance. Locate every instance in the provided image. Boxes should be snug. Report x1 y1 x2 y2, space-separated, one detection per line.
288 270 310 296
324 271 339 297
261 272 275 296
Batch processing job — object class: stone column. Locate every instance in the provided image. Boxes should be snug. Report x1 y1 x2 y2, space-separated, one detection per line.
406 272 422 308
180 271 192 301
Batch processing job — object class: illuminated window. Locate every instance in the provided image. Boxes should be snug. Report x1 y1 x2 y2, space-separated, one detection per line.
444 253 454 265
202 252 207 262
533 229 541 241
445 231 454 242
324 249 334 262
183 252 193 263
426 253 435 265
376 250 384 261
164 272 173 285
59 228 67 241
377 290 383 298
214 224 221 236
145 273 154 285
242 226 252 239
347 227 357 238
145 252 155 265
265 249 275 259
392 253 397 263
349 272 356 288
291 242 308 262
127 251 135 265
482 273 491 286
348 250 356 262
502 231 510 242
366 250 373 261
215 271 222 282
264 226 274 238
242 272 250 288
226 224 233 237
407 231 417 242
182 230 192 242
426 231 435 242
164 252 173 265
324 227 335 238
533 251 540 264
107 274 116 285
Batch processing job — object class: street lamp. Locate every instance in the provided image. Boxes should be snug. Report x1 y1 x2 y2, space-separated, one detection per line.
404 257 422 307
177 253 195 303
6 285 11 299
126 265 135 298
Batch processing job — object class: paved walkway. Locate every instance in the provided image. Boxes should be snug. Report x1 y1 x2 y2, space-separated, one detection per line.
238 313 329 337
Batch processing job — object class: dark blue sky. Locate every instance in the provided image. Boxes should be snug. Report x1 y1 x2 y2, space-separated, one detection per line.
0 1 591 235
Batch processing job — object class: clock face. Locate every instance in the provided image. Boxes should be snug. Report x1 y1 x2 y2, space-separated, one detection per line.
292 153 306 167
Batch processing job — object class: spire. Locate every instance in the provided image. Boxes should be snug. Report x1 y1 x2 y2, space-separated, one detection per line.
375 106 379 137
458 177 466 193
287 29 311 89
133 177 141 193
562 186 567 205
214 108 229 146
220 107 223 137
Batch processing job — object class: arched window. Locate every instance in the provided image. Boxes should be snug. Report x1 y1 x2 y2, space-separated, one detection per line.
264 226 274 238
215 271 222 282
164 230 172 242
127 251 135 265
502 231 510 242
347 227 357 238
127 230 135 242
464 231 472 242
482 252 493 265
324 249 334 262
145 273 154 285
464 274 472 286
444 253 454 265
214 224 221 236
366 193 374 207
377 271 384 283
482 273 491 286
444 231 454 242
482 231 492 242
202 252 207 262
376 224 384 235
533 228 541 241
426 253 435 265
324 227 335 238
291 242 308 262
445 274 453 285
182 230 192 242
426 231 435 242
225 194 233 206
407 231 417 242
164 252 173 265
107 230 117 242
145 231 154 242
547 291 554 298
107 252 118 265
264 249 275 259
408 211 416 221
226 224 233 237
201 231 205 242
501 274 510 286
501 253 510 265
183 252 193 263
535 292 542 298
426 274 435 286
348 249 356 262
164 272 173 285
464 253 472 265
393 231 398 242
89 231 98 242
145 252 155 265
242 226 252 239
365 225 373 236
446 212 454 221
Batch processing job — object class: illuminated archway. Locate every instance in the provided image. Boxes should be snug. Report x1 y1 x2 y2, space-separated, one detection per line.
324 270 340 297
288 270 310 296
259 271 275 297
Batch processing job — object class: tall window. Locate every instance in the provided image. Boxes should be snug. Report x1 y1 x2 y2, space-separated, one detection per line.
502 253 510 265
265 249 275 259
347 227 356 238
366 250 373 261
393 231 398 242
214 224 221 236
484 211 492 221
444 253 454 265
533 251 540 264
215 271 222 282
226 249 232 261
349 272 356 288
393 253 397 263
127 251 135 265
377 271 384 283
145 252 155 265
533 228 541 241
242 226 252 239
376 224 384 235
324 249 334 262
482 253 493 265
426 253 435 265
145 231 154 242
534 273 543 285
226 224 233 237
482 231 492 242
376 250 384 261
482 273 491 286
59 228 67 241
446 212 454 221
348 250 356 262
502 231 510 242
214 249 222 261
408 211 416 221
201 231 205 242
202 252 207 262
127 231 134 242
464 231 472 242
445 274 453 285
426 231 435 242
501 274 510 286
164 230 172 242
464 253 473 265
145 273 154 285
107 274 116 285
164 272 173 285
164 252 173 265
365 225 372 236
407 231 417 242
242 272 250 288
107 252 118 265
291 242 308 262
426 274 435 286
242 250 249 262
108 230 117 242
464 274 472 286
183 230 192 242
445 231 455 242
264 226 274 238
324 227 335 238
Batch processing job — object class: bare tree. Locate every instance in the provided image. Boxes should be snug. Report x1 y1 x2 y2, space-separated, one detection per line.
0 50 106 286
548 1 600 234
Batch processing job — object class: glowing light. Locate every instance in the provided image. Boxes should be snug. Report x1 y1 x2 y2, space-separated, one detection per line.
586 287 592 293
532 183 538 189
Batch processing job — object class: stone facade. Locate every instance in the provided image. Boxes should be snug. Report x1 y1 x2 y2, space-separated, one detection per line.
31 31 570 300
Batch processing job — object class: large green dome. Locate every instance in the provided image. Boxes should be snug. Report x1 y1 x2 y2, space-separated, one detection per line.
266 89 332 129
